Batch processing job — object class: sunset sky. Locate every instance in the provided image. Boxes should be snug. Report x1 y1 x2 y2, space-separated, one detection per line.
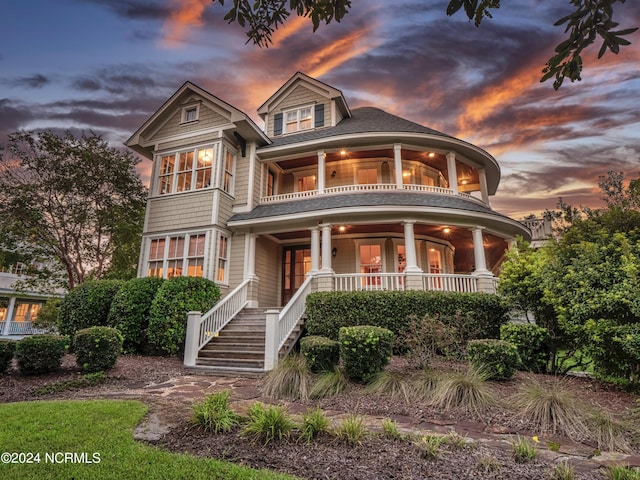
1 0 639 218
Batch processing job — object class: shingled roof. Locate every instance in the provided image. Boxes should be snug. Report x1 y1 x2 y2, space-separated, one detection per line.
261 107 456 149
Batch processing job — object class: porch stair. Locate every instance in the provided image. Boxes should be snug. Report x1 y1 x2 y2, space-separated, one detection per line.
189 307 304 376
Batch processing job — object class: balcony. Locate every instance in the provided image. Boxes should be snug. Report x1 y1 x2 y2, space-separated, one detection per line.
260 183 486 206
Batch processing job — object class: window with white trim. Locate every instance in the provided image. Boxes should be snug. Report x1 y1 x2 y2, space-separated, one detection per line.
156 146 215 196
222 148 235 194
284 106 313 133
216 235 229 283
147 233 206 279
181 104 199 123
297 175 316 192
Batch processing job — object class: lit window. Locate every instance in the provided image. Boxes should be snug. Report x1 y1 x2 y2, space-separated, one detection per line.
297 175 316 192
267 170 275 196
223 149 234 193
284 106 313 133
166 236 185 278
357 168 377 184
156 146 214 196
360 244 382 287
147 238 166 277
217 235 229 283
187 234 206 277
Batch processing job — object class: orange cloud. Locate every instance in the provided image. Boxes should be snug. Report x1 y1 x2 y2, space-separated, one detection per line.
270 15 309 48
161 0 210 48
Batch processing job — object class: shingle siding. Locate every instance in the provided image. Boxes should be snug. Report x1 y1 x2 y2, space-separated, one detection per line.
150 102 229 142
256 236 280 306
146 192 214 232
266 85 330 137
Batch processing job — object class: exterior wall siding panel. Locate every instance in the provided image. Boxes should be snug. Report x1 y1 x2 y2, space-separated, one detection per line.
146 192 214 233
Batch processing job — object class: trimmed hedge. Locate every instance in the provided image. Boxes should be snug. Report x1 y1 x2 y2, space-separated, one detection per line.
467 339 521 381
147 276 221 356
339 325 394 383
15 334 67 375
74 326 123 372
500 323 550 373
300 335 340 372
306 291 508 341
58 280 125 337
0 340 16 374
107 277 165 354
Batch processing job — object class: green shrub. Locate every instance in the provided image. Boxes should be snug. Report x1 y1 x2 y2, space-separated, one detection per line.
585 321 640 383
15 334 67 375
300 407 329 443
338 325 393 383
300 335 340 372
192 390 241 434
32 297 62 333
73 326 123 372
58 280 125 337
467 339 521 380
107 277 165 354
306 290 508 343
500 323 550 373
0 340 16 374
335 414 368 445
147 277 220 356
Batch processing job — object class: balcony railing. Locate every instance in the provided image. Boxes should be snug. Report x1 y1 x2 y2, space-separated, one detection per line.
259 184 482 205
334 272 482 293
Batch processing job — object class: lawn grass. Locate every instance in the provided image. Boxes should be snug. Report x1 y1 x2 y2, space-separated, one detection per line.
0 400 296 480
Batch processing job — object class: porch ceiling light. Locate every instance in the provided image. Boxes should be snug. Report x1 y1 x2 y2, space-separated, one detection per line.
460 179 468 185
338 225 346 233
428 152 435 158
340 149 346 156
443 227 451 234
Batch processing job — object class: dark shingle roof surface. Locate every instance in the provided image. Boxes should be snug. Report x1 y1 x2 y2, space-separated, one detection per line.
262 107 455 148
229 192 509 222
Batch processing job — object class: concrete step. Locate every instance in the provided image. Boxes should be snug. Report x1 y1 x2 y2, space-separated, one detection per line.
196 357 264 369
198 350 264 360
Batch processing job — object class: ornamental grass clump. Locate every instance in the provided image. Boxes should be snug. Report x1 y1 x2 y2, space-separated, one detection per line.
429 365 497 417
414 434 444 460
242 402 296 445
365 369 413 403
550 461 576 480
262 353 311 400
192 390 241 434
411 368 440 401
513 377 588 440
605 465 640 480
309 366 349 399
380 418 402 439
335 414 368 445
586 408 632 453
300 407 329 443
511 435 537 463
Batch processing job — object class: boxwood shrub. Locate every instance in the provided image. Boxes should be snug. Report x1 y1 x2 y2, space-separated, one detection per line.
300 335 340 372
74 326 123 372
500 323 550 373
306 290 508 342
15 334 68 375
107 277 165 354
58 280 125 337
0 340 16 374
466 339 521 381
339 325 394 383
147 276 221 356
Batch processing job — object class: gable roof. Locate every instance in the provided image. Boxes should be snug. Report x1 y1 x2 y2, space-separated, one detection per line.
256 71 351 120
125 81 269 158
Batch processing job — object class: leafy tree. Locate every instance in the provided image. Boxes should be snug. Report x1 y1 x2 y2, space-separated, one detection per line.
500 171 640 379
213 0 637 89
0 130 147 290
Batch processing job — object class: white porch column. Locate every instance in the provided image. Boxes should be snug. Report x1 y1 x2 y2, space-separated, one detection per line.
394 144 403 188
506 237 517 251
244 233 258 280
309 226 320 274
183 310 202 368
403 221 422 273
264 309 280 371
471 226 489 273
317 150 325 194
320 223 333 273
478 167 490 205
2 297 16 335
446 152 458 194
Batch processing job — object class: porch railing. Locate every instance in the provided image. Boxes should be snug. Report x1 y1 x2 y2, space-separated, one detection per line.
195 279 251 351
259 183 487 205
265 275 314 370
335 273 405 291
422 273 477 292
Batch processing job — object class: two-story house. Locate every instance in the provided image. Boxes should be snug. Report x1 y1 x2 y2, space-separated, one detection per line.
126 72 531 373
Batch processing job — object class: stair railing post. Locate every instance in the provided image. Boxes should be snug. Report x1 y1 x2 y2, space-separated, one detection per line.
264 309 280 371
184 311 202 367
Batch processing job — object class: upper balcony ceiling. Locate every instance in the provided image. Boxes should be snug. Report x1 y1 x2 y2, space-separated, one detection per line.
258 107 500 193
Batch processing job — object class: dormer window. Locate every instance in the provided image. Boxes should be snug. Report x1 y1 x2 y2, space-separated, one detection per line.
273 103 324 135
181 104 199 123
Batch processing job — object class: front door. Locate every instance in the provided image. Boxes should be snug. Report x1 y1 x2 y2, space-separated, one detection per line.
282 245 312 304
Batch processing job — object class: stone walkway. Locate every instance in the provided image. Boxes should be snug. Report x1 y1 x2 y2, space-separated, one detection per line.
85 373 640 476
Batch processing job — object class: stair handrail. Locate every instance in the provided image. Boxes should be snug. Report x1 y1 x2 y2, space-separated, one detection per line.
277 275 313 350
196 279 251 350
